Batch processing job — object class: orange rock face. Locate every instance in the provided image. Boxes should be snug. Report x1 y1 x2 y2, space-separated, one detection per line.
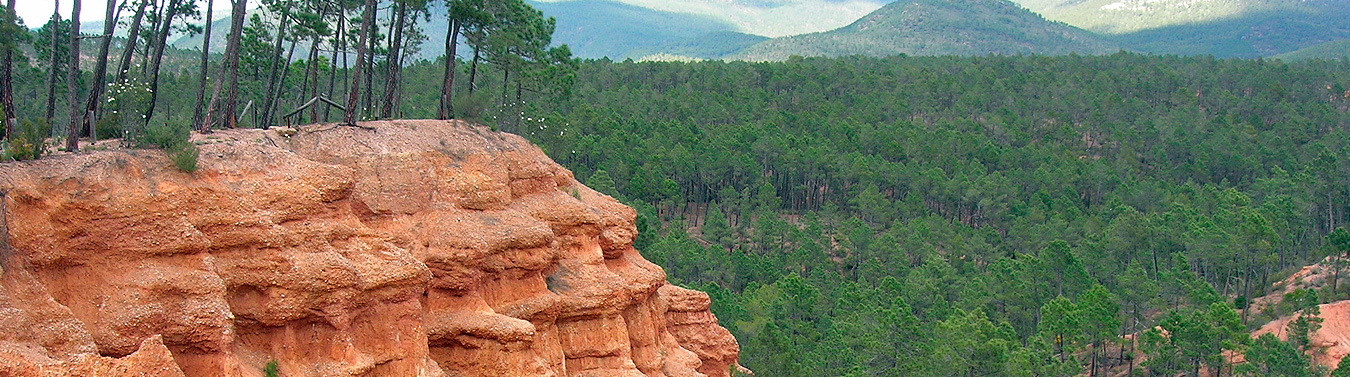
1252 300 1350 371
0 120 739 377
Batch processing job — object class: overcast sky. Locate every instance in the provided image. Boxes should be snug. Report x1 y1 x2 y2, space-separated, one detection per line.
13 0 234 27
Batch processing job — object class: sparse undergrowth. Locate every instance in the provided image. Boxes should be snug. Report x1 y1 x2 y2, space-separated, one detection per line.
1 119 51 162
143 121 199 173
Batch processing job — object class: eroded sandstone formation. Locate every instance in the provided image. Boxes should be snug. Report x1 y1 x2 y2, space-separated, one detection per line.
0 120 739 377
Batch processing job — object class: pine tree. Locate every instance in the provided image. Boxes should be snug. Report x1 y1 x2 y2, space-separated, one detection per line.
1331 356 1350 377
1288 302 1323 353
1038 296 1081 363
0 0 18 138
141 0 195 127
584 169 619 198
1078 284 1120 377
64 0 82 152
202 0 248 131
344 0 375 125
83 0 119 137
703 202 732 249
190 0 214 127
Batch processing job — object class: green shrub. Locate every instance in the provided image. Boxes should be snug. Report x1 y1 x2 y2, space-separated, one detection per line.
453 92 492 122
143 121 190 150
168 143 199 173
263 360 279 377
95 113 124 140
140 121 197 173
2 119 51 161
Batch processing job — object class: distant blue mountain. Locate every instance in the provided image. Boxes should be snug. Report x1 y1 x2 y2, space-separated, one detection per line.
528 0 739 59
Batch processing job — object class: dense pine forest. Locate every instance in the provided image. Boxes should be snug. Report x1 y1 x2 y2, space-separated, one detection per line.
4 1 1350 376
514 55 1350 376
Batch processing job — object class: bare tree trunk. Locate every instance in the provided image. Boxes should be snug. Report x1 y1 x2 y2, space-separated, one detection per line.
44 4 61 122
437 18 459 120
65 0 83 152
391 17 410 116
303 34 321 123
468 47 479 94
365 3 389 113
259 0 293 129
361 18 375 114
220 0 246 129
1090 341 1097 377
82 0 120 138
344 0 375 125
324 7 343 122
140 0 164 76
379 1 406 119
268 37 298 126
500 66 509 107
115 0 149 84
202 0 247 131
0 0 17 137
141 0 181 126
191 0 215 126
293 18 316 109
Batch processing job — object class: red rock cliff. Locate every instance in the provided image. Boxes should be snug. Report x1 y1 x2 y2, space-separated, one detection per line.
0 120 739 377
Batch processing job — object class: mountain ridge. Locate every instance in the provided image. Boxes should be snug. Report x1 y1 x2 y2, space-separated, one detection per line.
728 0 1119 61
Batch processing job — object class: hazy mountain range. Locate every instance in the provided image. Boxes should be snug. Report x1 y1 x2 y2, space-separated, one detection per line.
68 0 1347 61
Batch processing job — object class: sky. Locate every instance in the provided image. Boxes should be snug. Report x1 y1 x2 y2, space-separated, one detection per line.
12 0 233 27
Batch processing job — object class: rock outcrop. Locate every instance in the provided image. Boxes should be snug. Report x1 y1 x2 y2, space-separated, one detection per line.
1252 300 1350 371
0 120 739 377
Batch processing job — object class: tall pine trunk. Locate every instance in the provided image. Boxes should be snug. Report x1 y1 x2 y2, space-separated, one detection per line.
44 6 61 122
0 0 16 137
499 66 509 107
344 0 375 125
83 0 119 136
202 0 247 131
259 0 293 129
379 1 407 119
304 33 321 123
270 37 298 126
361 20 375 114
140 0 164 76
395 17 414 112
141 0 180 126
324 8 343 122
115 0 149 84
468 47 479 93
437 18 459 120
65 0 83 152
365 4 390 113
191 0 215 126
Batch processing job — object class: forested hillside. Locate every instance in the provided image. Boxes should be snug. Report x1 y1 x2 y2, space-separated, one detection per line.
1011 0 1350 57
1277 39 1350 61
730 0 1117 61
493 54 1350 376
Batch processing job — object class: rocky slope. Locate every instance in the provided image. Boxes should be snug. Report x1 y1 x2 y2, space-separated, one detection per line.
1253 300 1350 371
0 120 739 377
